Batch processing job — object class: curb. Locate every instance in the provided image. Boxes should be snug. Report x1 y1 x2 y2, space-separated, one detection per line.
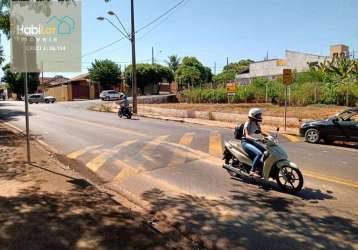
137 112 300 135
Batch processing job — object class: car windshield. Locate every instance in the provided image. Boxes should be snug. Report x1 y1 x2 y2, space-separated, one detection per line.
335 110 358 121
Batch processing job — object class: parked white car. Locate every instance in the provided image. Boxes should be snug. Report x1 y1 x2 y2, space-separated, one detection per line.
100 90 124 101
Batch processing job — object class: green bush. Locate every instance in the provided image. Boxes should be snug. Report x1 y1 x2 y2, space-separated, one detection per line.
178 78 358 107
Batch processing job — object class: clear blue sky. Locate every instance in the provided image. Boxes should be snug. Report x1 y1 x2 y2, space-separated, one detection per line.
1 0 358 78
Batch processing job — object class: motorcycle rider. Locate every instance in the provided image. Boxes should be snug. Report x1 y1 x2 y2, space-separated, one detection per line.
242 108 268 178
117 94 129 115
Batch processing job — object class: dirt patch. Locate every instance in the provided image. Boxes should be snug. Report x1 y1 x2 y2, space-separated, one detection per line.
0 125 188 249
145 103 346 120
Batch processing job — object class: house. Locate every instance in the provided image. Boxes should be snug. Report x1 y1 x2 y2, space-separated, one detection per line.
237 44 350 84
45 73 100 101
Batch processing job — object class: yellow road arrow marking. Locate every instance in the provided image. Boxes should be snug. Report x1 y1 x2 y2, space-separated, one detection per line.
86 140 137 172
209 131 223 158
67 145 102 159
179 132 194 146
113 159 143 183
139 135 170 155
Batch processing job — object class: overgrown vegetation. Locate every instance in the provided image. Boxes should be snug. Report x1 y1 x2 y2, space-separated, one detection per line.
180 56 358 106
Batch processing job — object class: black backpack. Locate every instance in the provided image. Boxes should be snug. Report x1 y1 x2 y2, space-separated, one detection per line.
234 123 244 140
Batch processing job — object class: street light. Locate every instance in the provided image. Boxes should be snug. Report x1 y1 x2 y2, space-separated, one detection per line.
97 2 138 114
107 11 130 37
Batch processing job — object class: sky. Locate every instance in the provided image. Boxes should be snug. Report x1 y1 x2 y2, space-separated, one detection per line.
1 0 358 78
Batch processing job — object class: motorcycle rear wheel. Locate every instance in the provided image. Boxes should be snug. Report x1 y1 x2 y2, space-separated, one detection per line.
276 166 303 194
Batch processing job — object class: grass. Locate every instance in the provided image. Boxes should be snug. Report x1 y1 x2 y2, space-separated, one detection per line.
144 103 347 120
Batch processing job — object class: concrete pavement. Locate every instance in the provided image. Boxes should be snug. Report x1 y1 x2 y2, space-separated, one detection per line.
1 100 358 249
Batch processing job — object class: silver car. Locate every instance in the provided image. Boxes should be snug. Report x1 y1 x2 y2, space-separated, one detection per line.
100 90 124 101
28 94 56 104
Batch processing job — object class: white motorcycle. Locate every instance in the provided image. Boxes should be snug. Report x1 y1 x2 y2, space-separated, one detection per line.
223 130 304 194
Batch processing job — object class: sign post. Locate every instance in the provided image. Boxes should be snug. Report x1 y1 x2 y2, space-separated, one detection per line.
226 82 236 104
10 2 82 162
282 69 293 132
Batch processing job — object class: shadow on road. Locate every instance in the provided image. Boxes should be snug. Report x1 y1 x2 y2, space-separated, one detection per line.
0 102 31 122
330 141 358 149
229 175 335 202
0 128 175 249
142 186 357 249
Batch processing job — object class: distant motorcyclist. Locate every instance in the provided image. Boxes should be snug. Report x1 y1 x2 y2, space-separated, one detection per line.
117 95 129 114
241 108 268 178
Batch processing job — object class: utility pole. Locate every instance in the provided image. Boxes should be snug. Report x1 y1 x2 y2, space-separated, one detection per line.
152 46 154 65
41 61 44 93
131 0 137 114
214 62 216 75
226 57 229 67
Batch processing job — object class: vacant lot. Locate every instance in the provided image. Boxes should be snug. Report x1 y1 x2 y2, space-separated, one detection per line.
145 103 347 120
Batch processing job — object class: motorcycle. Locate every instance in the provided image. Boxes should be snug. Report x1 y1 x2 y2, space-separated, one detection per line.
118 106 132 119
223 129 304 194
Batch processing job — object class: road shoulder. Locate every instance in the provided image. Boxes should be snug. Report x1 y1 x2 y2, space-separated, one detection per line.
0 124 190 249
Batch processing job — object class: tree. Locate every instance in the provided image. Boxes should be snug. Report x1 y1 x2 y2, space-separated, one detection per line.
0 46 4 65
175 56 212 87
88 59 121 90
175 65 201 89
124 64 174 95
1 63 39 99
214 59 253 84
223 59 253 72
166 55 181 73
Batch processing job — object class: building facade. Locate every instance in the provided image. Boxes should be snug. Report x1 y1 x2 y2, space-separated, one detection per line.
237 44 349 84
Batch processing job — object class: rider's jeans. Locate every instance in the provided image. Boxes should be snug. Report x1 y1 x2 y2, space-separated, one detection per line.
241 139 265 172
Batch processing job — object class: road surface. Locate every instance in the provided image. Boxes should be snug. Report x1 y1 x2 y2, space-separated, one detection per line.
1 100 358 249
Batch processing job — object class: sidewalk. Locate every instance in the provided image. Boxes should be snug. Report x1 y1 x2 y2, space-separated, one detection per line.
0 124 188 249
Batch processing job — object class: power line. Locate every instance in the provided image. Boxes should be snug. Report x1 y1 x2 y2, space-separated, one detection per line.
81 37 127 58
82 0 189 58
136 0 186 33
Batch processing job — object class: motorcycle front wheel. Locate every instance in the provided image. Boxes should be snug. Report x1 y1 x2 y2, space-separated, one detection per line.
276 166 303 194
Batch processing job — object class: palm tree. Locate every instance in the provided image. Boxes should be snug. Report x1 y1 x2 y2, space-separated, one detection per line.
166 55 181 73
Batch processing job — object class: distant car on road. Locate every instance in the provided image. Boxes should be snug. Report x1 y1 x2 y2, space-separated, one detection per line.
28 94 56 104
100 90 124 101
300 108 358 144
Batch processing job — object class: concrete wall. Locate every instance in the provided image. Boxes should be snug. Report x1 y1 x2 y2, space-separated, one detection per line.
237 50 328 82
286 51 327 72
139 106 300 127
136 94 177 104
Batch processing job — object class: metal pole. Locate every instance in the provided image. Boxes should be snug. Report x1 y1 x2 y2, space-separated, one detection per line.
265 82 268 103
346 83 349 107
284 85 288 132
24 72 31 162
41 61 44 93
22 44 31 162
152 46 154 65
131 0 137 114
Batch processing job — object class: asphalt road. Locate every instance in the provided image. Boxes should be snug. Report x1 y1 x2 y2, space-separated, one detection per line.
1 100 358 249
